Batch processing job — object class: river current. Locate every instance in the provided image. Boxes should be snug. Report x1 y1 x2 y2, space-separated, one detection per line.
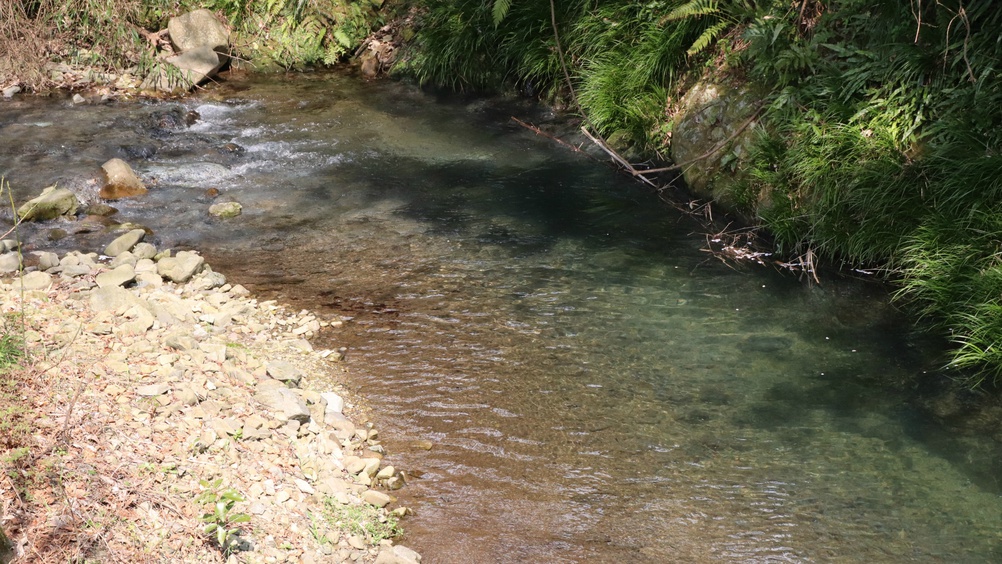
2 71 1001 562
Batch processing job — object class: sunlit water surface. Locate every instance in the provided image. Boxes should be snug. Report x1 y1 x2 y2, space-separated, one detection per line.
2 72 1001 562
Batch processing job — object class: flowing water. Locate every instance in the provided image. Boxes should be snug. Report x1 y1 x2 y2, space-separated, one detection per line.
2 72 1001 562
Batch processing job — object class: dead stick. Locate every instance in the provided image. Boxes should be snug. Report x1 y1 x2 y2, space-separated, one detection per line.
579 128 659 188
510 117 600 161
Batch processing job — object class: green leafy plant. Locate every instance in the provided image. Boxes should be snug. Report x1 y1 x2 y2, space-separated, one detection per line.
196 478 250 554
320 497 399 545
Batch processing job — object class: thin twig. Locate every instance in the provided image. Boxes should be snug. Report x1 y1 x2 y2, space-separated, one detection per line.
579 128 659 188
58 381 86 446
510 117 600 162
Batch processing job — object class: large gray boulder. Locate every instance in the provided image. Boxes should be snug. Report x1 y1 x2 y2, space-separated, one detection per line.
145 9 230 93
17 185 79 221
168 9 229 53
166 46 227 89
670 77 764 210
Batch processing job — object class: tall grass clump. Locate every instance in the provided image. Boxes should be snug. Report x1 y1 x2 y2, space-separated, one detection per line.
398 0 717 153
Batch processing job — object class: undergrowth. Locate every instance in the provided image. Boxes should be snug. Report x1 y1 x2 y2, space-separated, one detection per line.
0 0 389 90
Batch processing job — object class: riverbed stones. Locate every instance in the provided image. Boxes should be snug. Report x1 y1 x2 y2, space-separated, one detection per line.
0 245 421 563
361 490 391 508
17 185 79 221
100 158 148 200
104 229 146 257
156 250 204 283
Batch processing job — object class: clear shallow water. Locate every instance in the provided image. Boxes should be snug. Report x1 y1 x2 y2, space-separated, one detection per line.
2 72 1002 562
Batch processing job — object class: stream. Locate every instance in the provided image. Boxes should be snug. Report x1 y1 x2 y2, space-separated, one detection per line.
2 71 1001 562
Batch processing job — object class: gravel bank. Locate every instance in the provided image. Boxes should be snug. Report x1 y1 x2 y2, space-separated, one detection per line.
0 234 420 564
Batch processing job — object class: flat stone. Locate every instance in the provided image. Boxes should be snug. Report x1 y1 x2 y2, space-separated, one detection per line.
62 263 93 277
265 360 304 386
104 229 146 257
136 383 170 397
16 271 52 291
294 478 315 495
361 490 391 508
96 264 136 288
89 286 148 313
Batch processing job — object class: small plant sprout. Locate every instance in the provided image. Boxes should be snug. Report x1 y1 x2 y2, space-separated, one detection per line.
196 478 250 554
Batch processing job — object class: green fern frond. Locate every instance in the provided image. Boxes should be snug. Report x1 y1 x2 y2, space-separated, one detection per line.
665 0 719 22
686 20 729 56
492 0 513 28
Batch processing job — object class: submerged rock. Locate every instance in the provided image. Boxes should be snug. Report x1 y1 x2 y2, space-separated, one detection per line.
208 201 242 218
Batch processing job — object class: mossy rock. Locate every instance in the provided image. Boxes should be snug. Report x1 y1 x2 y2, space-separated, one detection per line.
670 76 766 213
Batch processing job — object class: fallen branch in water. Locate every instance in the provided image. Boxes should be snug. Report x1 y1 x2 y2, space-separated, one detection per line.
510 117 599 162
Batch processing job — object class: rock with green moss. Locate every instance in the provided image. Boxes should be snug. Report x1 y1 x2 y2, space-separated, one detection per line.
208 201 242 219
670 77 765 213
17 185 79 221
